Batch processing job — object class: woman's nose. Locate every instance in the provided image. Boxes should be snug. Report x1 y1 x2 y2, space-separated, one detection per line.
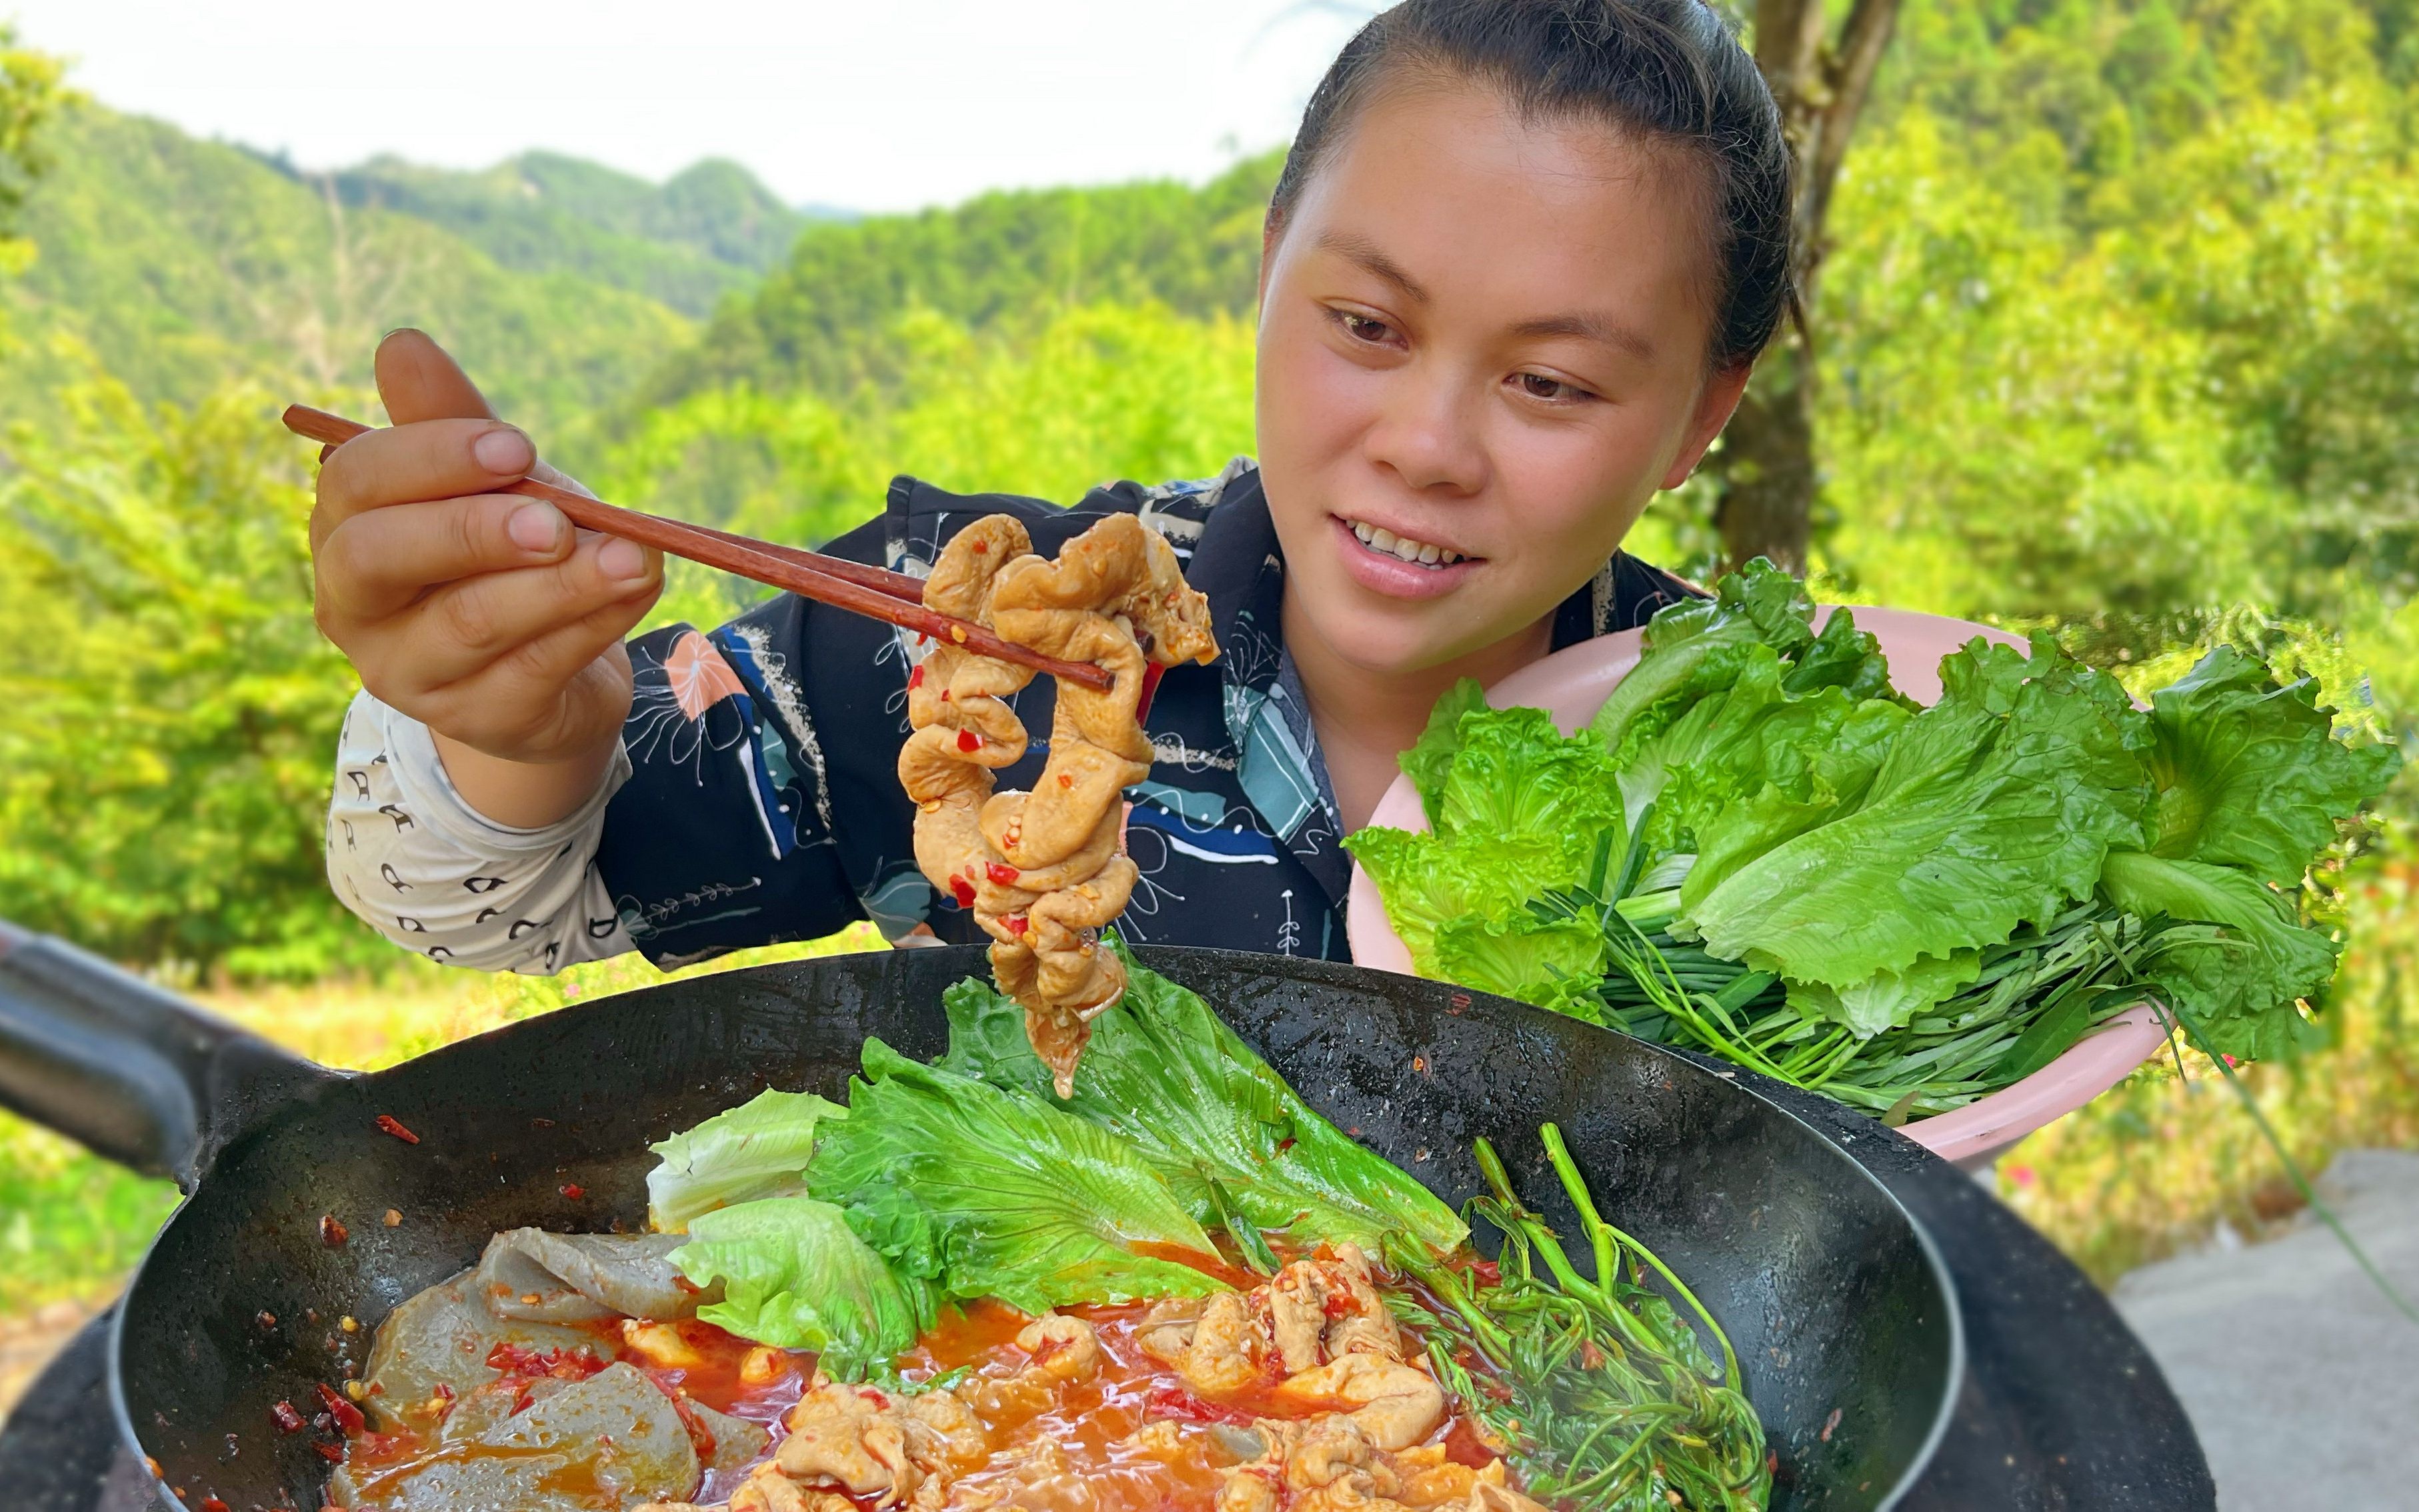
1363 364 1488 497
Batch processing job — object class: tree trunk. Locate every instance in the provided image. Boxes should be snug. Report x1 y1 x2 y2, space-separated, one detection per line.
1712 0 1902 574
1715 343 1816 573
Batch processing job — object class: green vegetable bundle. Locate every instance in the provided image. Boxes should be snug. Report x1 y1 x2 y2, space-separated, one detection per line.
1348 563 2400 1119
1390 1126 1768 1512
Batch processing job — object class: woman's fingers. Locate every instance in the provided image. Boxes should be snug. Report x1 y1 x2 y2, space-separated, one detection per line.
375 530 662 695
316 491 572 621
312 418 539 546
375 329 495 426
451 593 659 725
409 590 659 755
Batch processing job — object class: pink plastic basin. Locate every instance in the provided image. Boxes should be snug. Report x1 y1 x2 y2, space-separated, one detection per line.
1343 606 2171 1167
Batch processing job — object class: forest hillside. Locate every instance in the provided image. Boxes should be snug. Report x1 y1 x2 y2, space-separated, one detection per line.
0 0 2413 982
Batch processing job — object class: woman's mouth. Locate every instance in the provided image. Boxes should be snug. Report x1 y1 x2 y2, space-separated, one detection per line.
1344 517 1468 567
1330 515 1480 600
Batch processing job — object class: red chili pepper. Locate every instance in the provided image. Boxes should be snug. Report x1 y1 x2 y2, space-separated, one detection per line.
649 1376 720 1461
985 861 1020 885
319 1215 349 1247
1135 660 1169 721
559 1183 586 1201
1468 1259 1503 1286
1140 1382 1256 1425
373 1115 419 1145
1003 915 1029 936
313 1440 347 1463
908 664 925 690
315 1382 366 1435
201 1499 231 1512
485 1342 607 1383
949 875 977 909
955 729 981 753
271 1400 305 1433
1275 1137 1297 1153
971 539 988 553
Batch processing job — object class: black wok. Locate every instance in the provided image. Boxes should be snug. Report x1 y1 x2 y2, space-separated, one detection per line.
0 923 1960 1510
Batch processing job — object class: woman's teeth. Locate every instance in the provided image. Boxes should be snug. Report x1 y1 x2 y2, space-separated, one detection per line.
1347 519 1464 567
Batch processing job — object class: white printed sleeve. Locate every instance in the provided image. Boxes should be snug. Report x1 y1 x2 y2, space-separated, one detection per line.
326 690 635 972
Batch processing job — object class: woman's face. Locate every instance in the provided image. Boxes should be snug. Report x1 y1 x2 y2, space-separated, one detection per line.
1256 79 1749 676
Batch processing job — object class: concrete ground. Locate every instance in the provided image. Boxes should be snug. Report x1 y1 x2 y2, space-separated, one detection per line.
0 1299 103 1417
2115 1148 2419 1512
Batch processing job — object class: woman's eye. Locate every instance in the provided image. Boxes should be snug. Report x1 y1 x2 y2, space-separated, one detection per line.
1518 373 1580 401
1336 311 1396 344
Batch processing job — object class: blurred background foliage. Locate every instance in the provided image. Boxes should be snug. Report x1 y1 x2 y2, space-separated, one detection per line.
1 0 2417 1307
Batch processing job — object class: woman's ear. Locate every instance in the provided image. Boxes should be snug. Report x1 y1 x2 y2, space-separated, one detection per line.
1659 362 1754 491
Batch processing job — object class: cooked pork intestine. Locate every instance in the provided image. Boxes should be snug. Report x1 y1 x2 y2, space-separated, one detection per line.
898 513 1216 1095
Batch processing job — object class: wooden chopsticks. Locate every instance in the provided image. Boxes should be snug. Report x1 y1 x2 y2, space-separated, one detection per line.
282 405 1112 692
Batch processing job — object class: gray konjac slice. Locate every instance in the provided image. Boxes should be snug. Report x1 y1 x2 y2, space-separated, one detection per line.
357 1271 601 1438
476 1229 715 1323
334 1237 768 1511
330 1364 701 1511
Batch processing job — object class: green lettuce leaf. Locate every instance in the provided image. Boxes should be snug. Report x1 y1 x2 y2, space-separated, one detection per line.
1588 559 1816 757
1400 677 1489 819
807 1039 1228 1313
1683 639 2154 989
1614 643 1790 845
1433 911 1610 1023
1784 950 1982 1039
1345 704 1626 974
2143 645 2402 886
1682 693 1912 906
646 1089 845 1233
935 964 1468 1254
1784 606 1900 704
672 1197 934 1377
2100 849 2339 1061
1433 705 1630 851
1334 826 1494 969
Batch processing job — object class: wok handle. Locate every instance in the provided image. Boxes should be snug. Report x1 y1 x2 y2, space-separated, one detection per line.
0 921 340 1192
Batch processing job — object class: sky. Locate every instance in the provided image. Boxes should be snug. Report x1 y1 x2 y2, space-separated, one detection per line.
3 0 1376 213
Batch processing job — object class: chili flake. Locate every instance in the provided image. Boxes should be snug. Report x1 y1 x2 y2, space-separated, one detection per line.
373 1115 419 1145
319 1215 349 1247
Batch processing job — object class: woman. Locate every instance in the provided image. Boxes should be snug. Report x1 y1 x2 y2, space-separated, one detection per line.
315 0 1795 975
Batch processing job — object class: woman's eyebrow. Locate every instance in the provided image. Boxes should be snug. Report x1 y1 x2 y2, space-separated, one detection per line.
1509 313 1656 363
1316 230 1430 303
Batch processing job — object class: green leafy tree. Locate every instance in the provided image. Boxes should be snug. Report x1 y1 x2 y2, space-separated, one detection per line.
0 365 376 977
1705 0 1906 574
0 23 73 293
1794 2 2413 612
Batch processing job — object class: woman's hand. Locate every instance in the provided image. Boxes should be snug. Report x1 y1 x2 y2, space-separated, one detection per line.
310 330 663 826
